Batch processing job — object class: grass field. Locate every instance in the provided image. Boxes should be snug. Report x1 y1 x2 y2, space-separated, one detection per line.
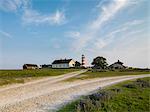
66 70 150 81
58 77 150 112
0 69 79 86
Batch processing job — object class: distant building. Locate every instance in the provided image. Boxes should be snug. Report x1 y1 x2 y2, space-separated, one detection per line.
52 59 75 68
41 64 52 68
109 60 126 69
40 64 52 69
23 64 39 70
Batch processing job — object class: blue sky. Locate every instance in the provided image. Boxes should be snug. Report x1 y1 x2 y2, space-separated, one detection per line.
0 0 149 69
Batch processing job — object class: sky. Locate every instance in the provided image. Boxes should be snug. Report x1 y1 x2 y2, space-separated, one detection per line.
0 0 149 69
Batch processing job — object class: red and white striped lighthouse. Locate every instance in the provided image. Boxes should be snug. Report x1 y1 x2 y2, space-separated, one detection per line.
81 54 86 67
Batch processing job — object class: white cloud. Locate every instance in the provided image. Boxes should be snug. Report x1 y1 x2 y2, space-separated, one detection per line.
0 0 28 12
0 0 66 25
68 0 130 51
91 0 128 29
22 9 66 25
94 39 108 49
0 30 12 38
122 20 144 27
105 20 144 38
65 0 145 66
96 0 106 8
129 0 145 5
90 19 145 51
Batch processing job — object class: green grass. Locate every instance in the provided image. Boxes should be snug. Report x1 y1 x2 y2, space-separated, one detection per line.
58 77 150 112
66 70 150 81
0 69 79 86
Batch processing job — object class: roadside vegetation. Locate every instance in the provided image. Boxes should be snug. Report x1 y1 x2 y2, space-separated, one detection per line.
58 77 150 112
0 69 79 86
66 69 150 81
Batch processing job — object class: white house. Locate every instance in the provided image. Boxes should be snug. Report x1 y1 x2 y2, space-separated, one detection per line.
52 59 75 68
109 60 126 69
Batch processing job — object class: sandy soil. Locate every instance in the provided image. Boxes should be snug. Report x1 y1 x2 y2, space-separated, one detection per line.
0 70 149 112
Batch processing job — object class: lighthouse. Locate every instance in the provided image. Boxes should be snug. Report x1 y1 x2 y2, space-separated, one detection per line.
81 54 86 67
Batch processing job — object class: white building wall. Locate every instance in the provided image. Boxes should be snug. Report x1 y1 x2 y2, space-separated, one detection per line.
52 63 69 68
69 60 75 67
52 60 75 68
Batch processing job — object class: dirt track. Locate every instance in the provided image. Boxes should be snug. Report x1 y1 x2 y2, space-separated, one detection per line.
0 70 149 112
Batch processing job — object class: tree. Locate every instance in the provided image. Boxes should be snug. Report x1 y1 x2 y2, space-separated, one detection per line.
75 61 81 67
91 56 108 69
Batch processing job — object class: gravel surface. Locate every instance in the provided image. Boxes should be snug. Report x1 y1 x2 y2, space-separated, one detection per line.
0 71 149 112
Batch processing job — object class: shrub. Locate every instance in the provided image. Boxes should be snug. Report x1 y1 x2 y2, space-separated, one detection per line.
110 88 122 93
75 90 114 112
77 98 95 112
123 84 137 88
92 90 113 101
136 79 150 88
123 79 150 89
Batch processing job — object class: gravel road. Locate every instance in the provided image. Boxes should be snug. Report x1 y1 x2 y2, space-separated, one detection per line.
0 70 149 112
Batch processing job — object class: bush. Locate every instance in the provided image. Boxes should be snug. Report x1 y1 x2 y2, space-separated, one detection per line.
110 88 122 93
123 79 150 89
123 84 137 88
136 79 150 88
75 90 114 112
77 98 95 112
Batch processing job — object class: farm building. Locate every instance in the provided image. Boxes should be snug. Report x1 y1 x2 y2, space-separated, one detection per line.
109 60 126 69
52 59 75 68
23 64 39 70
40 64 52 69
